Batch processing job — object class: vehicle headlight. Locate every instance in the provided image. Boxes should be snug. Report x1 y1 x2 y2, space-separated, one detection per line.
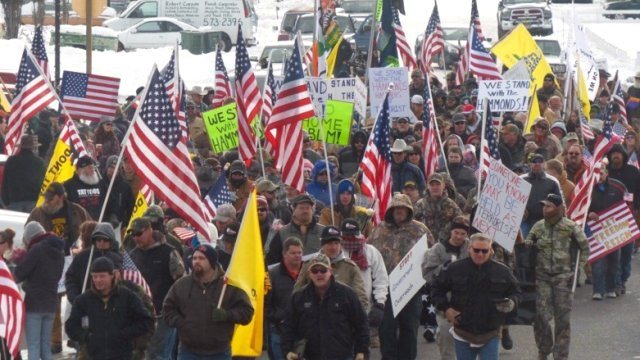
501 9 511 18
543 9 552 19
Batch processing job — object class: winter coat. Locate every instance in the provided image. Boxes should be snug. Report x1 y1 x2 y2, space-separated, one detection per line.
338 130 367 178
607 145 640 210
391 161 426 194
100 173 135 229
1 149 46 205
65 247 123 304
163 268 254 356
342 245 389 310
14 233 65 313
318 205 372 238
267 219 325 265
422 239 470 284
27 199 91 255
306 161 338 208
64 174 105 220
445 163 476 198
266 263 300 333
589 178 626 213
520 171 562 224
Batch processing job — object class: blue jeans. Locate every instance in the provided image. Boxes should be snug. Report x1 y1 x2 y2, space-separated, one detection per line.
617 242 635 286
178 347 231 360
148 317 177 360
592 250 620 294
453 336 500 360
268 326 285 360
25 312 55 360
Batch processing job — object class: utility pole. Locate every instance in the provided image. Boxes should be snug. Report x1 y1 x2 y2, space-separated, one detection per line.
85 0 92 74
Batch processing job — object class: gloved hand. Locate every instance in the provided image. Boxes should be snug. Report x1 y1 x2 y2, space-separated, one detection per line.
355 353 365 360
495 299 515 313
211 308 229 322
286 352 299 360
368 302 384 327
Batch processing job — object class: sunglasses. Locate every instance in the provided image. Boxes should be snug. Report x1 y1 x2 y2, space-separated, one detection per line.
310 267 328 274
472 247 490 254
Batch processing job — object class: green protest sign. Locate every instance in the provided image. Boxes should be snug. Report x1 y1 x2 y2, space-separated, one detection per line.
202 103 238 153
302 100 354 145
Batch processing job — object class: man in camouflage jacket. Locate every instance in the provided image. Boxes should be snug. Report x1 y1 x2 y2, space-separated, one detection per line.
414 173 462 244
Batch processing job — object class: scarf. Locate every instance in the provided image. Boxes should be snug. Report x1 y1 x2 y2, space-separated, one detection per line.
341 235 368 270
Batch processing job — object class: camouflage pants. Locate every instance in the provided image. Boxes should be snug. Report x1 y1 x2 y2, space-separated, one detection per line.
534 274 573 360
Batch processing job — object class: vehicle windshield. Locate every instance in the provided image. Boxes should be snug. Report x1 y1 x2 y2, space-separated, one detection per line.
443 28 468 41
504 0 547 4
295 16 354 34
341 1 375 13
260 46 294 63
535 40 561 57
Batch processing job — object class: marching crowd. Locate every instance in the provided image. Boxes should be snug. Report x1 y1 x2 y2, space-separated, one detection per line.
0 67 639 360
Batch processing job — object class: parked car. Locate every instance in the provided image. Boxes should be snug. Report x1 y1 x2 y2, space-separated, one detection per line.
117 17 196 51
277 6 314 41
292 13 356 42
0 209 28 250
533 36 567 79
250 40 311 89
337 0 375 28
602 0 640 19
497 0 553 38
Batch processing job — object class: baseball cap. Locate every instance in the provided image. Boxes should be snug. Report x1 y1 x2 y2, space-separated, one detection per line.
428 173 444 184
256 179 279 193
461 104 476 114
540 194 563 207
213 204 236 222
291 194 315 207
340 219 361 236
320 226 341 245
452 113 466 124
129 217 151 232
76 156 95 168
308 253 331 269
411 95 424 104
44 182 66 199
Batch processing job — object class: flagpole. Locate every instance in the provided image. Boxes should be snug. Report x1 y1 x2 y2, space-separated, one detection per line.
365 1 378 86
255 53 275 180
317 111 336 225
424 74 450 178
477 101 488 202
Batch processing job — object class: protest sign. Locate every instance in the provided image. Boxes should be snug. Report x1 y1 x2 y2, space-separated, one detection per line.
327 77 367 118
587 202 640 263
354 76 367 118
273 76 327 118
202 103 239 153
503 59 531 81
303 100 354 145
574 25 600 101
477 80 531 112
473 157 531 251
368 67 411 118
389 235 428 317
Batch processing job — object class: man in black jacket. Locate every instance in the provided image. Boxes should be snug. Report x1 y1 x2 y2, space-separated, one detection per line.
100 155 134 231
66 257 154 360
520 153 562 237
282 253 369 360
1 135 46 212
431 233 520 359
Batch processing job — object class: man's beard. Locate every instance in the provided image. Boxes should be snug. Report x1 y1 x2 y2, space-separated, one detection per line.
230 177 246 188
79 171 100 185
43 202 63 215
193 266 203 277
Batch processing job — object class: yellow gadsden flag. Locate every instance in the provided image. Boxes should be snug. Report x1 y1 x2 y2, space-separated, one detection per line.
526 90 541 133
226 190 265 356
37 120 87 206
0 89 10 113
576 63 591 119
491 24 555 89
127 184 151 232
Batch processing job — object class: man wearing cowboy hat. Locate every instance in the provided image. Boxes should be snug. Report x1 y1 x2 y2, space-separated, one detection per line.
390 139 426 194
2 134 45 212
188 86 209 114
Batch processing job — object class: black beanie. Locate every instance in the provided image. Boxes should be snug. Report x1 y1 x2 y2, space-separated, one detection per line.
91 257 115 274
195 244 218 267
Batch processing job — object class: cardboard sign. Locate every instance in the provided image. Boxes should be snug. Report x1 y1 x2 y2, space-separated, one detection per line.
503 59 531 81
389 235 428 317
327 77 367 118
368 67 411 118
477 80 531 112
355 76 368 118
573 25 600 101
473 157 531 252
273 76 327 118
202 103 239 153
587 202 640 263
303 100 354 145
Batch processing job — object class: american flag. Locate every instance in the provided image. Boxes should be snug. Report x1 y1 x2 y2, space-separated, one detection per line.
628 152 639 169
235 24 262 163
586 202 640 263
480 106 501 178
123 67 211 241
360 93 393 225
579 109 594 141
203 171 232 220
265 37 315 192
173 227 196 241
4 49 56 155
468 27 502 80
422 79 440 178
612 73 628 123
455 46 467 86
471 0 484 41
60 71 120 122
160 46 187 139
420 2 445 75
392 5 417 69
602 103 624 144
59 119 89 164
262 63 278 158
122 251 152 298
213 47 232 109
0 260 24 357
31 25 49 79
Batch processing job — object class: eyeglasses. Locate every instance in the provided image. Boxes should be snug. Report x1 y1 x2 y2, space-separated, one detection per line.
471 247 490 254
310 267 328 274
257 208 268 212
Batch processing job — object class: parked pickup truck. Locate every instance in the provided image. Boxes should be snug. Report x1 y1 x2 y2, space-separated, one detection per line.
497 0 553 38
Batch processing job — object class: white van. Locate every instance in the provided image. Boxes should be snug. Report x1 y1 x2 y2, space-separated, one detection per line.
102 0 256 50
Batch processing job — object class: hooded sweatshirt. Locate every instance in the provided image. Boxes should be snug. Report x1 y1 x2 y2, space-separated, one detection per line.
306 160 338 207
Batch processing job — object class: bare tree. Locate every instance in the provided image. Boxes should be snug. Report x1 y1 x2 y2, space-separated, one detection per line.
1 0 21 39
32 0 45 25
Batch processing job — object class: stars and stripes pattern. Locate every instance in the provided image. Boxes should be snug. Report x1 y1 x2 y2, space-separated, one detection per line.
173 227 196 241
160 46 187 139
628 152 639 169
586 202 640 263
140 183 154 204
203 171 232 220
455 46 467 86
59 119 89 165
31 25 49 79
471 0 484 41
60 71 120 122
480 106 501 178
4 49 56 155
360 93 393 225
235 24 262 163
213 48 232 109
612 73 628 123
392 5 417 69
0 260 24 357
580 109 594 141
612 121 628 138
265 37 315 192
468 27 502 80
420 3 445 75
422 79 440 178
122 251 152 298
262 63 278 158
602 103 624 144
123 67 211 241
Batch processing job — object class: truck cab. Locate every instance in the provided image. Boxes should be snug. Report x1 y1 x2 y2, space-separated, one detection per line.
497 0 553 38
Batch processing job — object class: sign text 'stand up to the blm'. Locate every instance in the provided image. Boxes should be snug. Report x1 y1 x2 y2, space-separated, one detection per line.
389 235 428 317
477 80 531 112
473 157 531 252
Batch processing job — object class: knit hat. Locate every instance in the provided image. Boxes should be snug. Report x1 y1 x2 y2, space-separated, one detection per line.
23 221 45 247
76 155 96 168
106 155 118 169
91 257 115 274
337 179 355 195
194 244 218 267
91 223 116 243
320 226 342 245
450 217 470 233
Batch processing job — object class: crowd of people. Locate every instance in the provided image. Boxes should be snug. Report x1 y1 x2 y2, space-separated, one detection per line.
0 67 639 360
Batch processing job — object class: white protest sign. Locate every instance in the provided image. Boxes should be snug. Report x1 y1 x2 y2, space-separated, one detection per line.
472 157 531 252
273 76 330 119
326 77 368 119
574 25 600 101
368 67 411 118
477 80 531 112
503 59 531 81
355 76 368 118
389 235 428 317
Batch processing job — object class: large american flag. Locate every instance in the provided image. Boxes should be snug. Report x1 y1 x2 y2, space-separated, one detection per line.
31 25 49 79
262 63 278 158
60 71 120 122
468 27 502 80
0 260 24 357
4 49 56 155
361 93 393 225
392 5 417 69
612 73 628 123
420 3 445 75
203 170 232 220
213 47 232 109
160 46 187 139
235 24 262 163
265 37 315 192
123 67 211 241
59 119 89 164
480 106 501 178
422 79 440 178
122 251 152 298
471 0 484 41
457 0 484 86
586 202 640 263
